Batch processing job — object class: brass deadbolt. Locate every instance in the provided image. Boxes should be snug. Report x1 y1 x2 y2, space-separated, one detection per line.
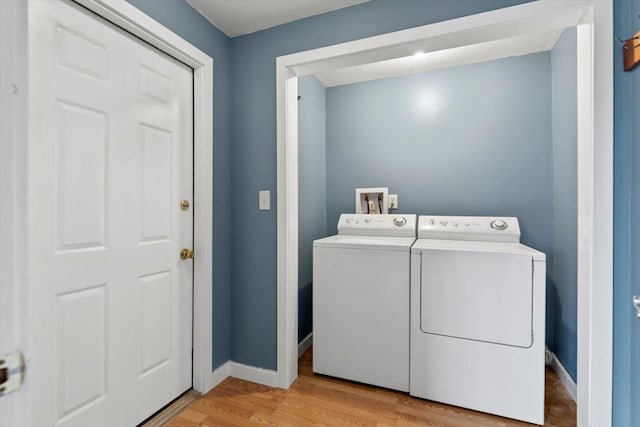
180 200 190 211
180 249 194 260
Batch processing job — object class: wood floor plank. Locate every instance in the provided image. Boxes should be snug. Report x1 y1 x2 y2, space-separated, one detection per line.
164 417 199 427
167 348 576 426
249 411 310 427
288 381 399 422
395 394 527 427
279 392 380 426
177 408 208 424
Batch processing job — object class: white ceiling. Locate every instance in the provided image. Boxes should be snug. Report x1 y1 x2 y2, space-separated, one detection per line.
185 0 369 37
315 30 563 87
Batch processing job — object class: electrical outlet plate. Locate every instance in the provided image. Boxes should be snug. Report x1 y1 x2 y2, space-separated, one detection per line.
389 194 398 209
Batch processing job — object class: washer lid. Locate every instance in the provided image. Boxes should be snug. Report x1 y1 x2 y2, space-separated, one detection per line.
313 235 416 252
411 239 545 261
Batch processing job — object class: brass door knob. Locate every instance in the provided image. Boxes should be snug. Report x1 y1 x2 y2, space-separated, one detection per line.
180 249 194 260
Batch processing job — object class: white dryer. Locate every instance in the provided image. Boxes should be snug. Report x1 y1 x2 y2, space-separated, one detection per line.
410 216 546 425
313 213 416 392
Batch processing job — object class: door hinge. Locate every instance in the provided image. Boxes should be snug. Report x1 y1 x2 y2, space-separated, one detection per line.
0 351 25 396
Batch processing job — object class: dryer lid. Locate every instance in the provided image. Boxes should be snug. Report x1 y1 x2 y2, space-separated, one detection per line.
411 239 545 261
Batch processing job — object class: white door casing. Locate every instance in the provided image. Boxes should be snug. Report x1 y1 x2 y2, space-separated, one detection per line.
0 1 29 426
28 1 193 425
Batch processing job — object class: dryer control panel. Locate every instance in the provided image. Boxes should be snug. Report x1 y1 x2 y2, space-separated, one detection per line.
418 216 520 242
338 214 417 237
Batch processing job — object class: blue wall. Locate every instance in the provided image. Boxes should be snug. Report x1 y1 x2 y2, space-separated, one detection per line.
229 0 532 370
613 0 639 425
325 53 553 257
297 76 327 343
549 28 578 381
124 0 232 370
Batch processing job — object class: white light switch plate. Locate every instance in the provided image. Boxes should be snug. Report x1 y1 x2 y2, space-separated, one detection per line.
259 190 271 210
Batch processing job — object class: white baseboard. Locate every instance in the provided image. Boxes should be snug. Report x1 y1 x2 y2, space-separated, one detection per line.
203 361 231 393
210 361 231 388
298 333 313 358
229 362 279 388
546 347 577 402
203 360 279 391
203 332 310 392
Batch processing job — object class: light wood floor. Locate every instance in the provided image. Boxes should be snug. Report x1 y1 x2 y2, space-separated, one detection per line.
167 348 576 426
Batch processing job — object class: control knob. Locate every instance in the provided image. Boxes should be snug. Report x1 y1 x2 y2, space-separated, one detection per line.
393 216 407 227
490 219 508 230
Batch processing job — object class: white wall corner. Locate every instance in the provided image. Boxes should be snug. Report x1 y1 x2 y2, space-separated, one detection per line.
298 333 313 358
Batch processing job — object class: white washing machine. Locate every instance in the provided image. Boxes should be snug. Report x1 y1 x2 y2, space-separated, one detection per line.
410 216 546 425
313 213 417 392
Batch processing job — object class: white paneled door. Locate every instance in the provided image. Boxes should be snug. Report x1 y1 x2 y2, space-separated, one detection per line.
28 1 194 425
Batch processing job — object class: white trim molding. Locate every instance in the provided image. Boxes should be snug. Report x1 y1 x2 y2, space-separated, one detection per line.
0 2 29 426
276 65 300 389
298 333 313 358
575 3 614 425
205 361 280 390
548 349 578 402
208 362 231 391
276 2 612 426
229 363 280 388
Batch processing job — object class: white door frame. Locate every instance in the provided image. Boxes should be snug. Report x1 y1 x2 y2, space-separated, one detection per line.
276 1 613 426
0 1 215 424
0 2 29 426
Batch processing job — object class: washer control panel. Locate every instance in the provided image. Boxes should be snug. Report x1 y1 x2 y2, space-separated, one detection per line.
338 214 417 237
418 216 520 242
